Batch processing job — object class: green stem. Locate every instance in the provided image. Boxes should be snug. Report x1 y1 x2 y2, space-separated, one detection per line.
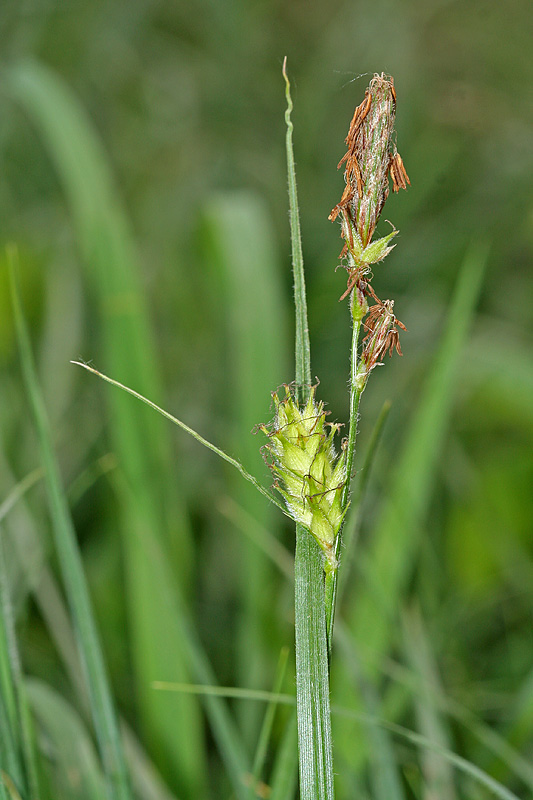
342 304 364 512
325 294 363 649
283 59 334 798
294 525 335 800
334 400 391 613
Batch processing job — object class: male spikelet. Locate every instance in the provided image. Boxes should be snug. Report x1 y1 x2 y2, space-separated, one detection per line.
330 73 410 354
330 73 409 255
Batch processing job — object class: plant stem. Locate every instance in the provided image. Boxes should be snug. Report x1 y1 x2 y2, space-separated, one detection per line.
294 525 335 800
342 302 364 512
325 295 363 649
283 58 335 799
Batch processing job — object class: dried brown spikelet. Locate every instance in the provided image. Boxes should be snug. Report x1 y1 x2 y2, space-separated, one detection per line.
330 74 410 249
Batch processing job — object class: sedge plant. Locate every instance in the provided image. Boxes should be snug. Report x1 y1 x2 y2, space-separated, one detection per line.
71 63 410 797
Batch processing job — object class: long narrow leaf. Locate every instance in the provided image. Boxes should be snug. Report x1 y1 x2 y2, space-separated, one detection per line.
148 679 524 800
282 57 311 395
250 647 290 793
27 680 106 800
9 251 131 800
203 190 287 741
269 711 298 800
333 243 489 787
70 361 285 514
0 660 24 797
283 59 334 800
0 458 87 702
332 706 521 800
0 546 20 781
335 626 405 800
4 364 254 800
348 242 489 669
135 528 251 800
0 502 43 800
401 606 457 800
2 471 192 800
6 60 204 793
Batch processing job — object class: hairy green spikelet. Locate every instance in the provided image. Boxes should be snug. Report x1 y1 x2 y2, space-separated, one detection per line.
261 386 347 570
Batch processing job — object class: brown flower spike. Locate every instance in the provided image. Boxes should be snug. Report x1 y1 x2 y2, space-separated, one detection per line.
330 73 410 360
329 73 410 251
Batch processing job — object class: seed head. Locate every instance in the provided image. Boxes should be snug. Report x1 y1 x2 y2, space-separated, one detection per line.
260 386 347 570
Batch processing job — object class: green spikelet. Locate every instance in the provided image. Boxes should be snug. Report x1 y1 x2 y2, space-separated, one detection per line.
261 386 347 571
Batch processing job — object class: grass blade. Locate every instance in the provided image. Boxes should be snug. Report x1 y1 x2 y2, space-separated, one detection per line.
283 58 334 799
333 243 489 788
8 250 131 800
335 626 405 800
0 457 88 703
348 242 489 670
0 470 43 524
70 360 285 514
6 60 204 793
216 496 294 580
2 474 190 800
130 532 251 800
269 711 298 800
0 774 23 800
27 680 106 800
401 605 457 800
0 590 25 797
33 361 265 797
249 647 290 794
282 57 311 395
139 677 524 800
203 190 288 741
372 651 533 794
0 539 42 800
332 705 521 800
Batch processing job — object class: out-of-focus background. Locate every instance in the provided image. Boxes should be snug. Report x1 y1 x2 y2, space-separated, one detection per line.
1 1 532 798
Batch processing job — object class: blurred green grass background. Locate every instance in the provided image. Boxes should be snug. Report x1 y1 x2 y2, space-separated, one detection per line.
1 1 532 798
